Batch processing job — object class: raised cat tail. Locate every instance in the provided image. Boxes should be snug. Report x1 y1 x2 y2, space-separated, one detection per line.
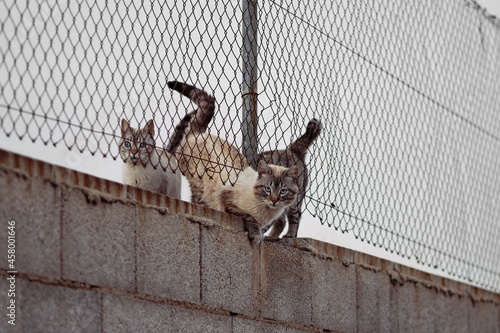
167 81 215 137
165 110 195 153
288 118 322 157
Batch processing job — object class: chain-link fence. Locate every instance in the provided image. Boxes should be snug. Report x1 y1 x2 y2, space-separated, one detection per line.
1 0 499 292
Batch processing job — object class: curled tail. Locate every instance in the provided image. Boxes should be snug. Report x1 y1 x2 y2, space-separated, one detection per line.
165 110 195 153
167 81 215 136
288 118 322 157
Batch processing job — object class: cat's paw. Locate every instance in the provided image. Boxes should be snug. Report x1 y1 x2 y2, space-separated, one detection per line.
248 231 263 244
306 118 322 140
264 235 281 242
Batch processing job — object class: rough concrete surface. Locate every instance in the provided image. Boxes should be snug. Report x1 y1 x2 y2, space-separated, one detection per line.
61 186 136 291
103 294 171 332
356 266 397 333
137 208 201 304
0 170 61 278
310 252 357 332
201 224 256 316
260 241 313 326
0 150 499 333
19 279 102 333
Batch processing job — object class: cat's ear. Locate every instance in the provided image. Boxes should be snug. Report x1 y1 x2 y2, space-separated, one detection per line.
121 119 130 135
257 159 272 176
145 119 155 138
284 165 299 180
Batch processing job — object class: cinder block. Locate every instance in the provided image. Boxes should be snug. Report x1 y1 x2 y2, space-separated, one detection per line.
232 316 287 332
61 187 136 291
260 241 312 326
310 255 357 332
137 209 200 304
191 202 246 232
201 225 255 316
18 279 101 332
433 291 467 333
356 267 397 332
0 170 61 278
104 288 233 332
468 298 499 332
103 293 171 332
170 306 232 332
397 282 440 332
104 293 232 332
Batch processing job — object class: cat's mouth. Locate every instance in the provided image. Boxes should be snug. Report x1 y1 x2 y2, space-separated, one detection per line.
268 201 282 209
127 155 142 164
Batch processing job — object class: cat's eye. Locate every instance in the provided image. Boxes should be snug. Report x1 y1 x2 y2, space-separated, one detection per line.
264 186 271 193
124 141 131 148
139 142 146 148
280 188 288 195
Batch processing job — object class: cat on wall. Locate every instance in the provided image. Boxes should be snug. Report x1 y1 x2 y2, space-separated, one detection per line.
260 118 322 238
119 118 182 199
167 81 300 242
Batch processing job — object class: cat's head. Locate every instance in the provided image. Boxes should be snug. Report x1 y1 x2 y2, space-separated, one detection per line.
119 119 156 165
255 160 299 209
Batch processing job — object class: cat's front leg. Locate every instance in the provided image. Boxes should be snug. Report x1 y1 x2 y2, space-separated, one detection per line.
266 213 287 239
243 218 263 244
224 205 262 244
283 207 301 238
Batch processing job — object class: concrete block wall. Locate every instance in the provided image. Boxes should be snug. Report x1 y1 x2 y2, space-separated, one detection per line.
0 149 499 332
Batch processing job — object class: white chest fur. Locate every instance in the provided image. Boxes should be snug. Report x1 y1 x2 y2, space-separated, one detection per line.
122 151 181 198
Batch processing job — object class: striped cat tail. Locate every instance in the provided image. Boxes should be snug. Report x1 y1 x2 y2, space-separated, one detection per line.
288 118 322 157
167 81 215 136
165 110 195 153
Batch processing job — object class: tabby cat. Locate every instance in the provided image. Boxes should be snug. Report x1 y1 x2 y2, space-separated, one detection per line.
119 119 181 199
167 81 300 242
260 118 322 238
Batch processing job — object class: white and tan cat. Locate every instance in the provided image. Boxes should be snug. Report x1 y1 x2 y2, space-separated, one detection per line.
167 81 299 242
216 159 299 242
119 119 181 199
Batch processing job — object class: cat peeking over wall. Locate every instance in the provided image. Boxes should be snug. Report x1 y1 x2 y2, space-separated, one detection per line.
167 81 320 242
119 118 183 199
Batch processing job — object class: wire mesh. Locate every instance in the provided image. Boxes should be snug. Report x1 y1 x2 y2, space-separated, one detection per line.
0 0 499 292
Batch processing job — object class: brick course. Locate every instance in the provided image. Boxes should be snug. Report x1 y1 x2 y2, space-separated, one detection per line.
0 149 499 332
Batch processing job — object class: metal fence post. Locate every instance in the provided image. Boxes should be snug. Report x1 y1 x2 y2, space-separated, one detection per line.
241 0 259 168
